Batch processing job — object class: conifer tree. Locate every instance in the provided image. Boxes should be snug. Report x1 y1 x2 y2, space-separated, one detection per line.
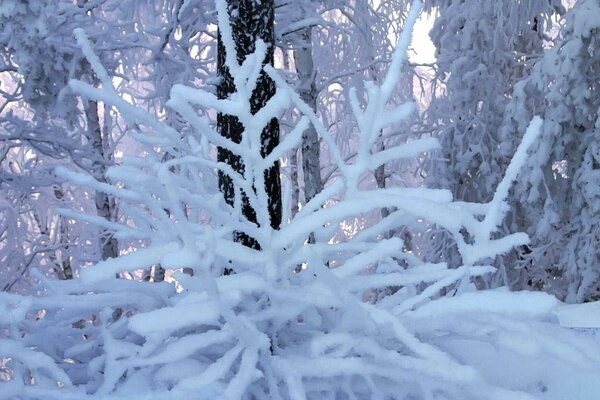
501 0 600 301
424 0 560 273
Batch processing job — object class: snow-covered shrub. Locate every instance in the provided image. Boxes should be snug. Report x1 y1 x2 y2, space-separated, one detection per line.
0 271 174 399
2 1 599 399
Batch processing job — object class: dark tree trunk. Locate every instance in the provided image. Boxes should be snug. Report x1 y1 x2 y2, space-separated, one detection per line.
217 0 281 250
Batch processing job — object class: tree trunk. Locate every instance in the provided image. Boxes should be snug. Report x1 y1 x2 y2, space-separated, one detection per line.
294 26 323 207
84 99 118 261
217 0 281 250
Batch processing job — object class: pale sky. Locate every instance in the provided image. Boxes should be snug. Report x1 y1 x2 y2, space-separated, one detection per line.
409 11 436 65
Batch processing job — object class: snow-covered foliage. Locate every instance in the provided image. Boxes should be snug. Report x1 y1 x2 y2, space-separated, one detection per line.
3 1 600 399
275 0 416 223
2 0 600 399
501 0 600 302
423 0 561 271
0 0 219 287
0 1 77 115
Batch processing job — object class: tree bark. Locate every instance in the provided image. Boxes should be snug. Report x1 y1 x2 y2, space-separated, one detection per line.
291 26 322 246
217 0 281 250
294 26 322 207
84 99 118 261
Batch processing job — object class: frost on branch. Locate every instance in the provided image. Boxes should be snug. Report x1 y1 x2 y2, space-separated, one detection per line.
2 1 591 399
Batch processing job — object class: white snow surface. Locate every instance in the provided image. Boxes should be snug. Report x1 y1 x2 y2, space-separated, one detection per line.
554 301 600 329
405 293 600 400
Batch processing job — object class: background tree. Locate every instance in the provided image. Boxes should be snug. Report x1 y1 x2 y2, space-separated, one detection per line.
501 0 600 302
0 0 218 286
0 0 114 288
423 0 561 275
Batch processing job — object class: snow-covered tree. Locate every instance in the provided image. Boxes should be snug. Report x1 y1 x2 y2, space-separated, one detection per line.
0 1 121 287
277 0 324 215
423 0 561 272
501 0 600 302
5 1 598 398
276 0 413 226
3 1 600 399
0 0 220 286
217 0 281 250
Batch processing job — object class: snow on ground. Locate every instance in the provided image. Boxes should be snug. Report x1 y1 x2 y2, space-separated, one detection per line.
404 289 600 399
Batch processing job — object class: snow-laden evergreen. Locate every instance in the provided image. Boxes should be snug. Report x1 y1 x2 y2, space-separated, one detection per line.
501 0 600 302
423 0 561 273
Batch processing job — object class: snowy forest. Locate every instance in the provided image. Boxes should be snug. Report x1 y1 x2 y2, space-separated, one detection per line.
1 0 599 398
